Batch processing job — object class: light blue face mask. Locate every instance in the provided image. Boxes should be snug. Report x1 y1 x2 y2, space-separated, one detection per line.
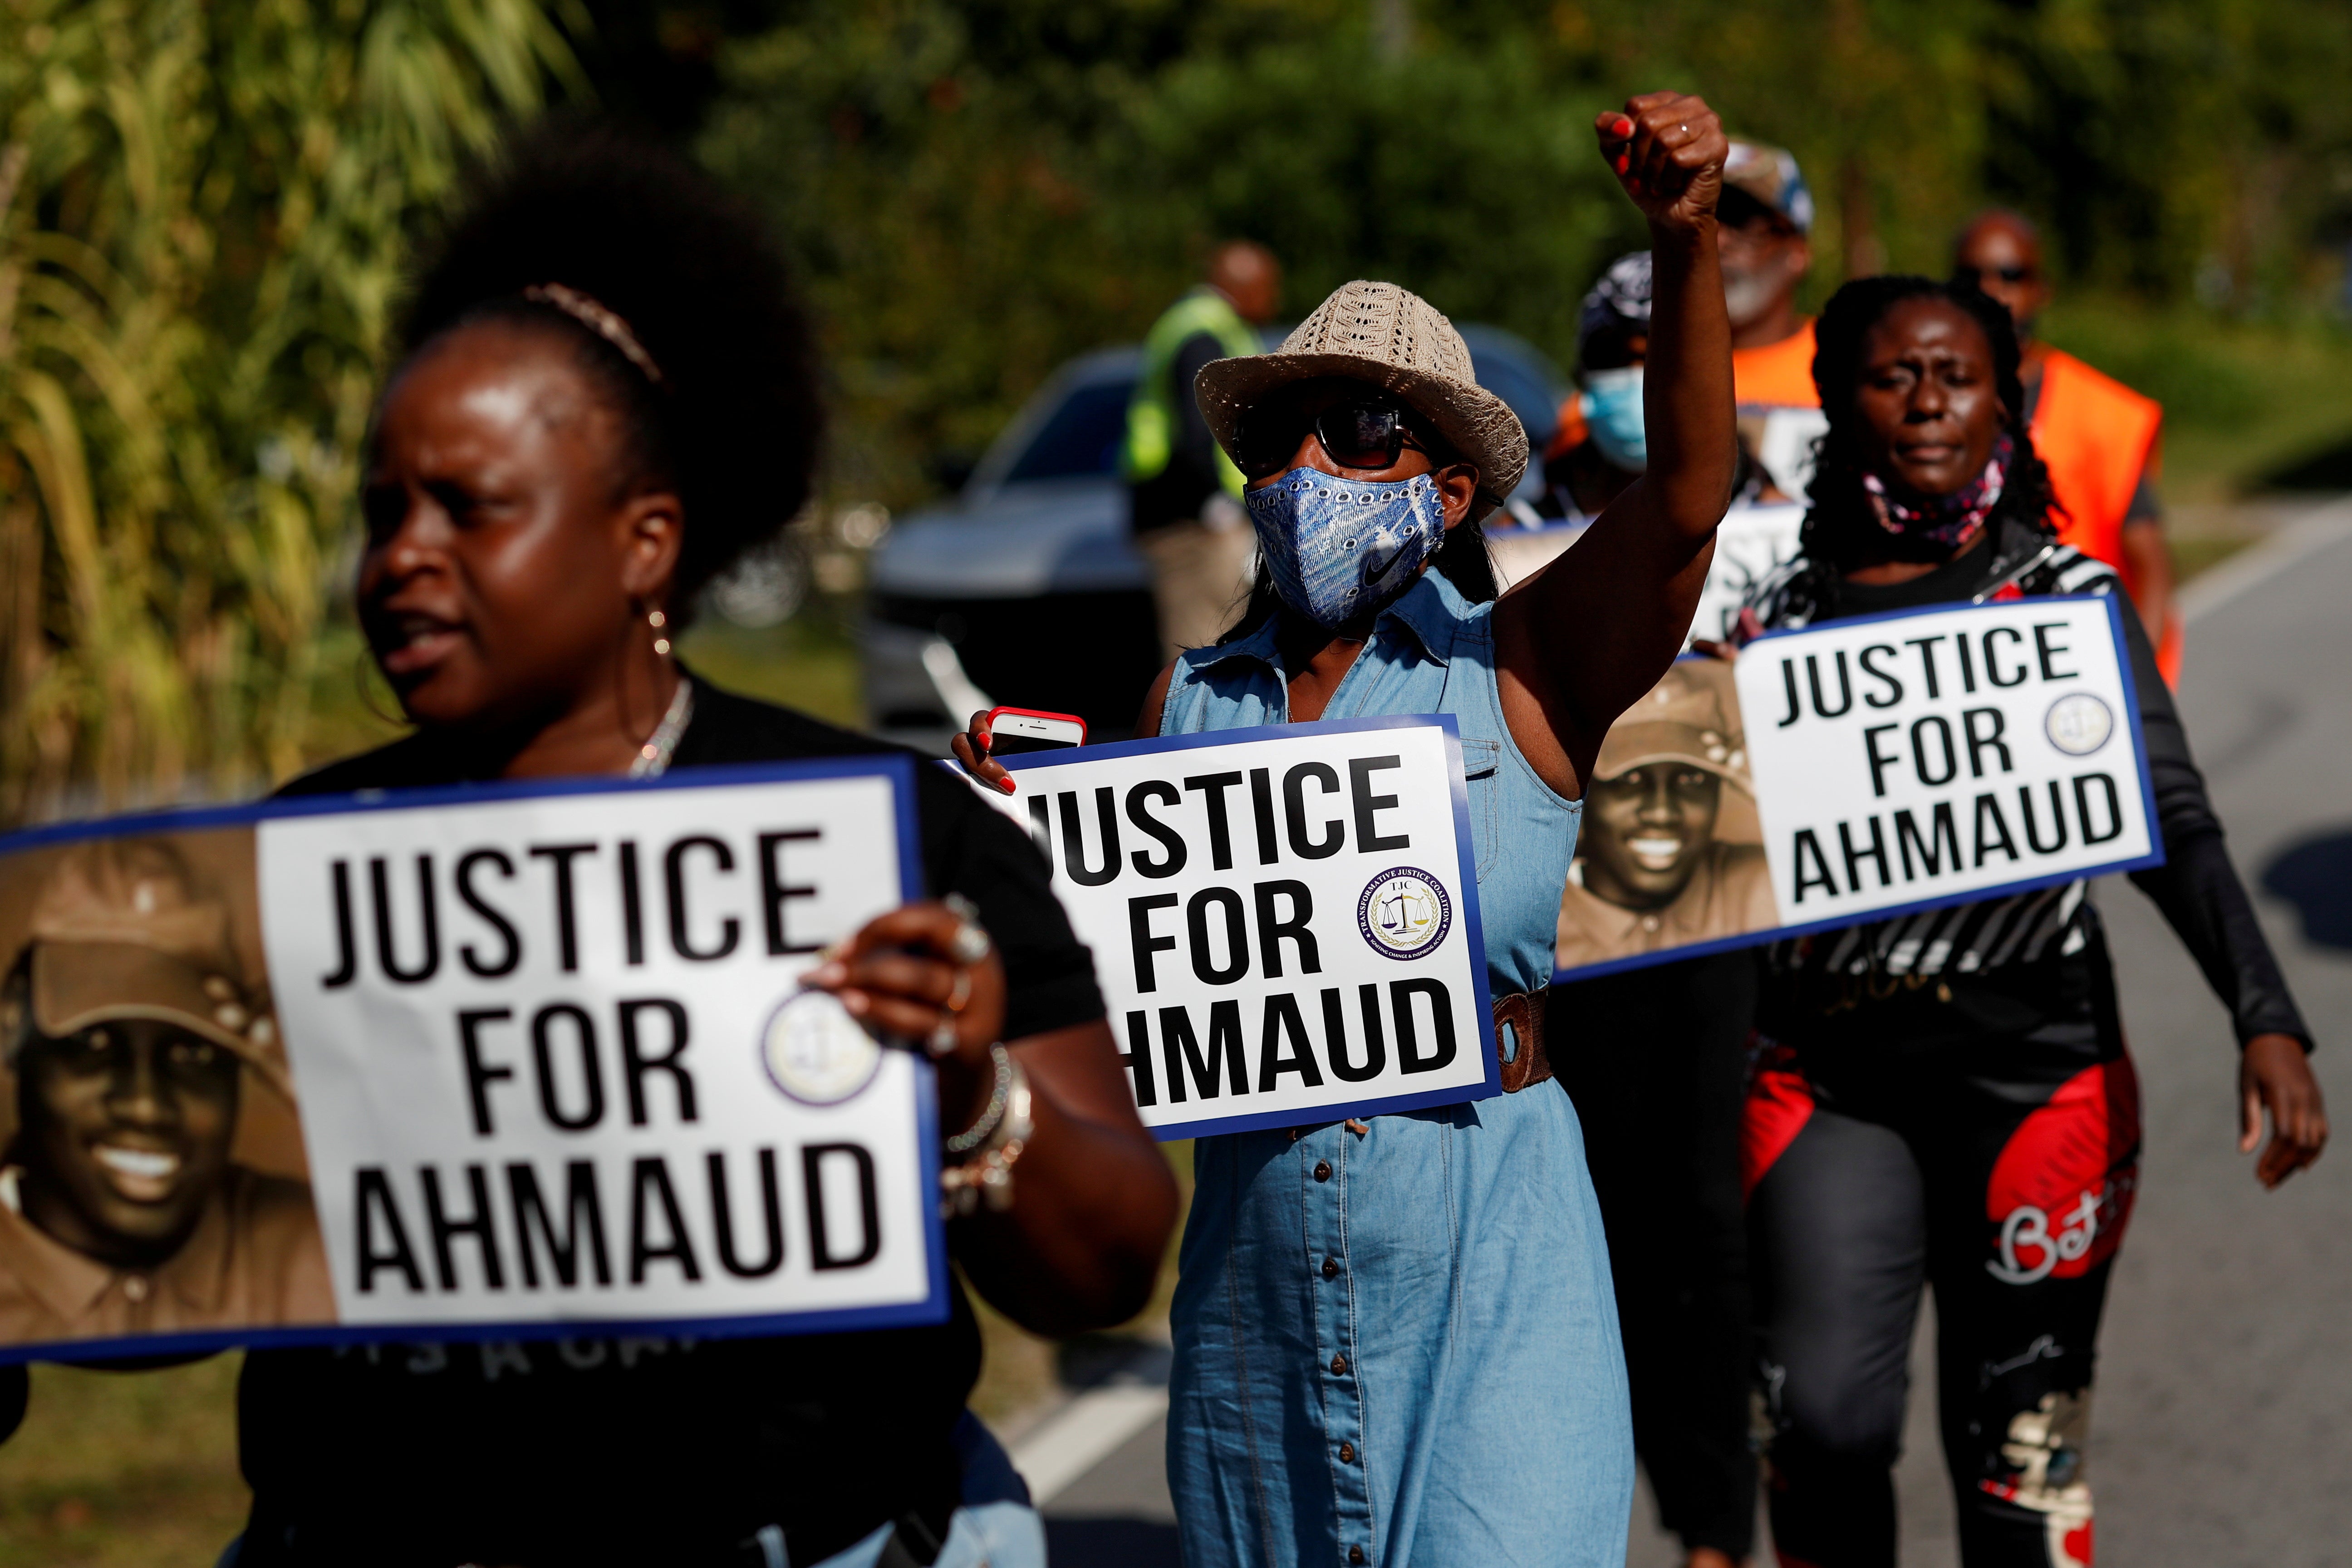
1581 366 1647 472
1245 468 1449 629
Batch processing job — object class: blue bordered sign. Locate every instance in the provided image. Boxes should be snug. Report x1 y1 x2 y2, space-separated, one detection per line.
0 754 948 1367
1553 594 2161 984
963 715 1498 1141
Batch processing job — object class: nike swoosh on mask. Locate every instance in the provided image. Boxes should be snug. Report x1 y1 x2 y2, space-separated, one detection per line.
1245 469 1448 629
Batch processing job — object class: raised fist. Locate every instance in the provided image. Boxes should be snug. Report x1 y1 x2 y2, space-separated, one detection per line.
1597 92 1728 234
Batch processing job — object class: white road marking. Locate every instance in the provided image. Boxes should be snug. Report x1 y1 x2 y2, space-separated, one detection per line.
2180 498 2352 626
1008 1380 1171 1506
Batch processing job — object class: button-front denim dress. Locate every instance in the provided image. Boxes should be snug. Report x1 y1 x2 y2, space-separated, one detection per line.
1159 570 1633 1568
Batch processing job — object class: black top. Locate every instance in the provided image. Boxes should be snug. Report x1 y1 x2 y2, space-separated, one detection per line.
1744 520 2311 1055
1128 328 1230 535
234 682 1103 1568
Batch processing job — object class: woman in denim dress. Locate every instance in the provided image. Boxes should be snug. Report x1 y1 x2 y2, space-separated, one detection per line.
960 92 1741 1568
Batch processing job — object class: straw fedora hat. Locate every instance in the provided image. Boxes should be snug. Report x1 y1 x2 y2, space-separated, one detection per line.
1195 280 1530 518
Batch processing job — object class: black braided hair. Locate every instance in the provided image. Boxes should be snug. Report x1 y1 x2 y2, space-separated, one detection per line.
1797 275 2057 585
398 119 822 607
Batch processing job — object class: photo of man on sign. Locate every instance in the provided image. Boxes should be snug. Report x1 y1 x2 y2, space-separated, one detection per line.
1556 658 1776 969
0 837 329 1345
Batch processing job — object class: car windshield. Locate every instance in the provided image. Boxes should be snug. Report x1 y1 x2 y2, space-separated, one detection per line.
1000 379 1133 483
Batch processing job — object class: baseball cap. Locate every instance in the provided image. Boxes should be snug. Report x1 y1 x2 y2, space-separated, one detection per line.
1722 140 1814 235
10 840 290 1100
1593 659 1750 789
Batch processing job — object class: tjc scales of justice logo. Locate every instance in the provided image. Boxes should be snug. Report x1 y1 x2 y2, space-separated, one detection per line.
1357 868 1452 959
760 990 883 1106
2043 692 2115 758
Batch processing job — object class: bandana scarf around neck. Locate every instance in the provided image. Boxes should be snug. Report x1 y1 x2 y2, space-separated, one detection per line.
1861 430 2013 552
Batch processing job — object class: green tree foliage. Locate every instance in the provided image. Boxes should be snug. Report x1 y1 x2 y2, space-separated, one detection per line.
698 2 1642 497
0 0 579 817
698 0 2352 508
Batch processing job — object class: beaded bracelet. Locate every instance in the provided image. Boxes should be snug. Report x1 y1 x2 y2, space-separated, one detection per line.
941 1049 1034 1217
944 1042 1013 1155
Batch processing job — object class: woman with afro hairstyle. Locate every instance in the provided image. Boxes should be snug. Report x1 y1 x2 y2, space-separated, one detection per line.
1735 275 2326 1568
226 124 1177 1568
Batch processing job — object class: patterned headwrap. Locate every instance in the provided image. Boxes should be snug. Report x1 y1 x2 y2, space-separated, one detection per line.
1577 251 1653 363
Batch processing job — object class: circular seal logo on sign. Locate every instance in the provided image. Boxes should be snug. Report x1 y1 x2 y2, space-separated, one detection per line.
2045 692 2115 757
759 990 882 1106
1358 868 1453 960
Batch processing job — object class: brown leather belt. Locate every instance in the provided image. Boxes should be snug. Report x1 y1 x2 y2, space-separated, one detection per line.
1493 991 1552 1093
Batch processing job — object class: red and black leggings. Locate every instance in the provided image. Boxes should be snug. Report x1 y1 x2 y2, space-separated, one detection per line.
1743 994 2140 1568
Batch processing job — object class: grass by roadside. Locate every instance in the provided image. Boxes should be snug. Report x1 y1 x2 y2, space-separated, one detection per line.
0 1357 248 1566
2040 299 2352 506
672 609 866 731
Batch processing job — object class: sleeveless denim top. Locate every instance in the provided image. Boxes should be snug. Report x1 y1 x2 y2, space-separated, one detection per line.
1158 569 1632 1568
1157 569 1581 995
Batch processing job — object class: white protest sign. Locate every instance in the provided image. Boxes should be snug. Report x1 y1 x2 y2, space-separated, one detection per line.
1691 503 1804 645
976 718 1496 1139
1486 501 1802 647
255 759 947 1340
1738 595 2159 928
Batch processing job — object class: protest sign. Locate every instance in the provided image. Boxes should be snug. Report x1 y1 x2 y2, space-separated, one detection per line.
1487 502 1804 647
0 758 945 1362
1554 595 2160 980
975 718 1495 1139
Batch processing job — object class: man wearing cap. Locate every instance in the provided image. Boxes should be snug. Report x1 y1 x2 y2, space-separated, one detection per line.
1122 241 1282 660
1719 139 1829 503
1954 208 2180 683
1550 654 1773 1568
1507 250 1797 621
0 839 329 1346
1557 659 1773 966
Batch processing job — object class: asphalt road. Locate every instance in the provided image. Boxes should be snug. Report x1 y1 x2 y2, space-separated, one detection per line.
1036 505 2352 1566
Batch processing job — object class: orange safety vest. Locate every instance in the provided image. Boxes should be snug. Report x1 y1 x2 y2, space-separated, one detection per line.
1553 322 1820 461
2030 349 2176 682
1731 319 1819 409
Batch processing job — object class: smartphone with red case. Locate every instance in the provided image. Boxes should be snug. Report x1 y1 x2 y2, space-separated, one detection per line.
983 707 1088 756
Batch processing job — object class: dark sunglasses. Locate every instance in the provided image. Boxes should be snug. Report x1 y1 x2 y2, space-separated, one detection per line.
1238 397 1426 477
1955 263 2036 286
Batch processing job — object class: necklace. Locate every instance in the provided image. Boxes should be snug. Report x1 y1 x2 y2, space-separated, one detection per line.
629 676 695 779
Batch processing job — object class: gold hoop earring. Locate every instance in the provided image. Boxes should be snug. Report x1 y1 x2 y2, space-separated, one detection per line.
648 607 671 657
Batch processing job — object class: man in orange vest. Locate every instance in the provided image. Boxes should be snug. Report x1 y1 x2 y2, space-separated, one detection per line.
1720 139 1825 501
1955 209 2181 682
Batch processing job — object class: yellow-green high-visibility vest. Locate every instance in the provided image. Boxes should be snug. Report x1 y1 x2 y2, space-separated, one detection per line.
1119 287 1263 498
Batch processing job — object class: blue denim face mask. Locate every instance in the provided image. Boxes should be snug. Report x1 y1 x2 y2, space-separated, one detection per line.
1580 366 1647 472
1245 468 1449 629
